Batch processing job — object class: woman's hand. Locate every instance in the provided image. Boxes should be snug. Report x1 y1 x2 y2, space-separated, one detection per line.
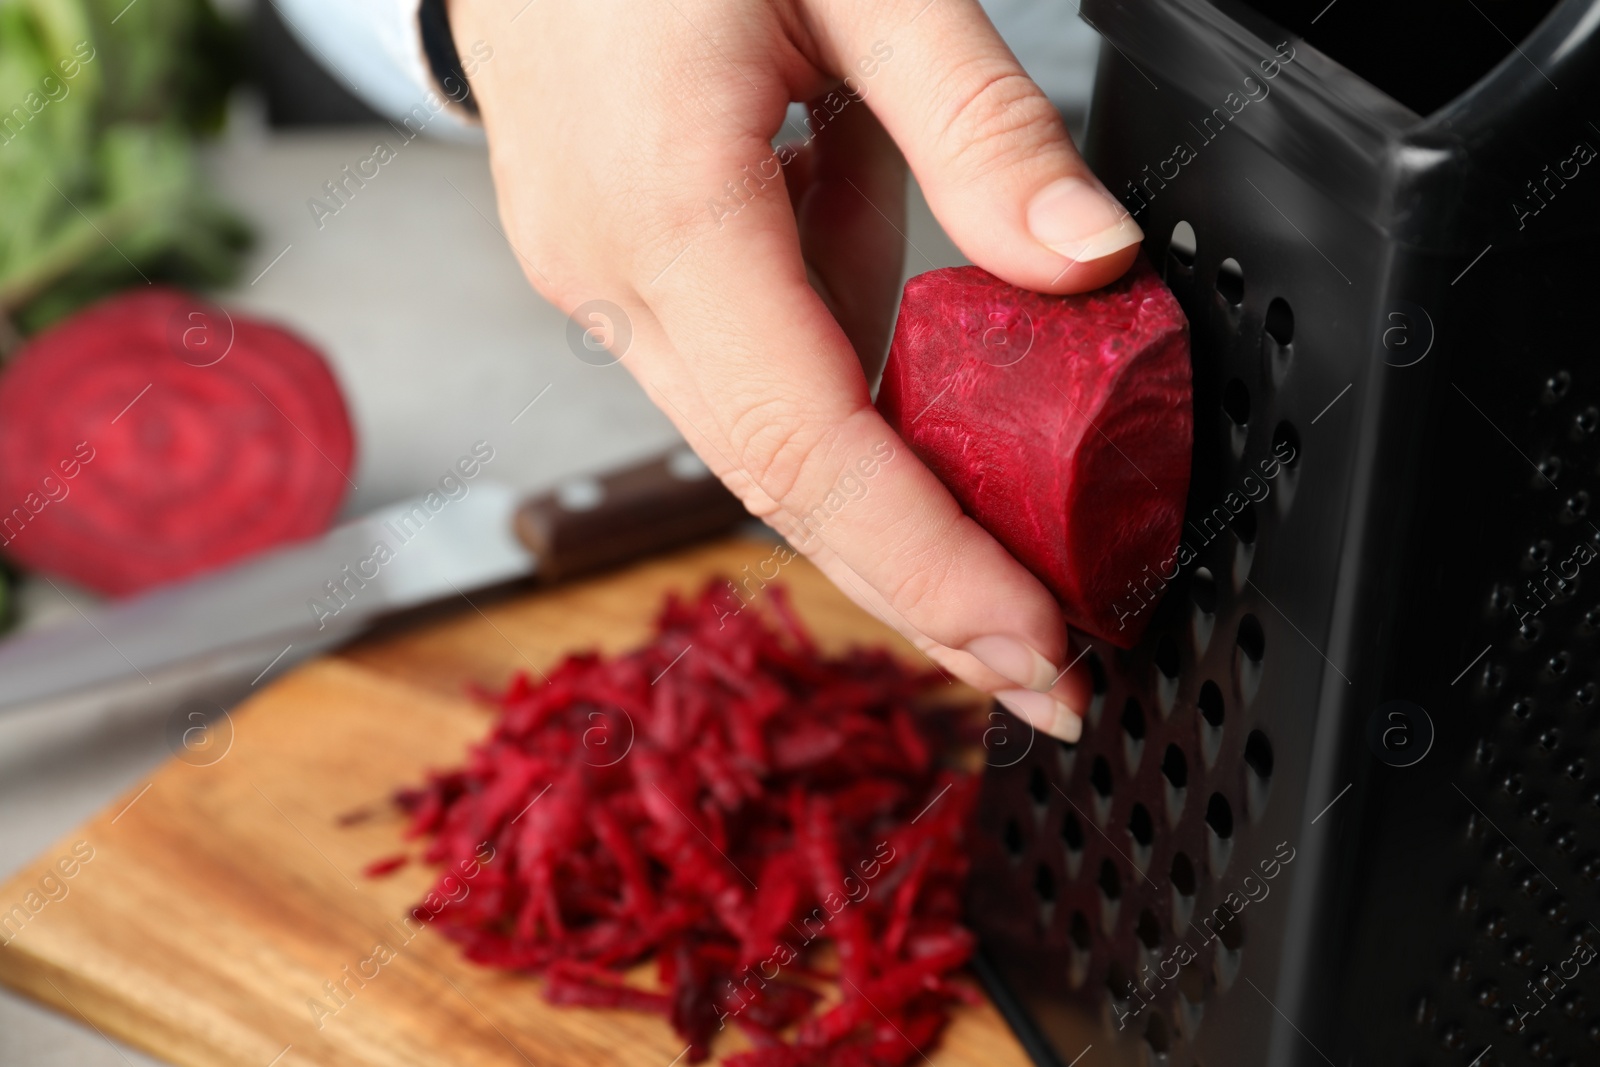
448 0 1142 741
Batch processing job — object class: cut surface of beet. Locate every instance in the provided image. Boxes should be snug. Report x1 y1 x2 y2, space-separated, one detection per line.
392 581 980 1064
877 258 1192 646
0 288 355 595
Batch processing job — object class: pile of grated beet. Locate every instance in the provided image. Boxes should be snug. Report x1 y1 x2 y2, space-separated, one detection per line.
393 581 981 1065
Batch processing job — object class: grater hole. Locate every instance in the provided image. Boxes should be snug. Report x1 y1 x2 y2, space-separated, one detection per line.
1122 698 1147 742
1098 858 1123 901
1170 851 1197 897
1273 421 1301 467
1028 765 1049 805
1265 297 1294 345
1216 908 1245 951
1237 615 1265 663
1198 680 1225 728
1086 649 1107 694
1264 298 1294 383
1129 803 1155 847
1476 667 1507 708
1216 258 1244 308
1090 756 1114 798
1003 818 1024 857
1034 862 1056 902
1192 566 1218 614
1244 730 1275 780
1162 744 1189 789
1178 958 1207 1003
1231 501 1258 544
1168 221 1197 269
1136 907 1162 950
1155 634 1180 679
1205 793 1235 839
1544 370 1571 403
1070 911 1090 950
1144 1012 1172 1055
1106 960 1132 1001
1223 377 1251 427
1062 812 1085 852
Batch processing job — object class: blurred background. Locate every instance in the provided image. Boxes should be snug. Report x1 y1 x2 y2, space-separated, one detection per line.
0 1 1097 1061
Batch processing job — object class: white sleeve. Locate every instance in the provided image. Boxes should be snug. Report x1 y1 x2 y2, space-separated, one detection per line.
274 0 1094 137
269 0 482 141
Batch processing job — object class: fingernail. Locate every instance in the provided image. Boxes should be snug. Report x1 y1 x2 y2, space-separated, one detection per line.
964 636 1059 692
1027 176 1144 264
995 689 1083 743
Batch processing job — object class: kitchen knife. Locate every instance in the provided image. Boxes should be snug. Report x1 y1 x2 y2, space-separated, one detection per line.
0 448 748 714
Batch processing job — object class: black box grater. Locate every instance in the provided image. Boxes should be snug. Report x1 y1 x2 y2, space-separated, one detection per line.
966 1 1600 1065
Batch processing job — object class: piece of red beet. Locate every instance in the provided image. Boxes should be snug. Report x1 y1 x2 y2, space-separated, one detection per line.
877 258 1191 646
0 288 355 595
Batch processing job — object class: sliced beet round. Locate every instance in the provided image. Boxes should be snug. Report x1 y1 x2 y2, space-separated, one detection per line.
0 288 355 595
877 257 1192 647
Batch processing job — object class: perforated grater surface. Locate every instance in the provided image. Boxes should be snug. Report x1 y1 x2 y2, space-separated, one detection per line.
965 1 1600 1065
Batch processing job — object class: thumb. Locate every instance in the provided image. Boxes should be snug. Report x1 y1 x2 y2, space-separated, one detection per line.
822 0 1142 293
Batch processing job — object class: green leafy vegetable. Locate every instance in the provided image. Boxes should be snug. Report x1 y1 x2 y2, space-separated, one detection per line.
0 0 249 338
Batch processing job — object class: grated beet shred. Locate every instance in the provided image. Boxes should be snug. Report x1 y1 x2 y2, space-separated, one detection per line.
392 580 980 1065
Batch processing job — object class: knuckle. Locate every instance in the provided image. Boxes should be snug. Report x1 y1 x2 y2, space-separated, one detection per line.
516 255 590 320
479 185 580 309
737 490 785 524
726 399 826 506
628 207 705 284
878 531 959 618
938 66 1064 179
524 265 581 313
483 153 662 312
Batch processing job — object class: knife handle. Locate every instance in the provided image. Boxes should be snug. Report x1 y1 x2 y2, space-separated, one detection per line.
514 448 751 582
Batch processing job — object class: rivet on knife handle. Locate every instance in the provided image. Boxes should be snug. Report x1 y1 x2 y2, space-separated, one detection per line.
514 448 750 582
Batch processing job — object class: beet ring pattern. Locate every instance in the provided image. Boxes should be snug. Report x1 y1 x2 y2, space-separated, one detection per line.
0 288 356 595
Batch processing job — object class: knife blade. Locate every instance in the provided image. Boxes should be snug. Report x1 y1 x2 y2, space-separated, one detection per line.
0 448 748 714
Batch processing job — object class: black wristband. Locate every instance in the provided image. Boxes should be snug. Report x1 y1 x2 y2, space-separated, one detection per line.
417 0 479 115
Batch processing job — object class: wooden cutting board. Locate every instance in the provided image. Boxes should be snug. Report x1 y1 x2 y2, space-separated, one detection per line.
0 538 1047 1067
